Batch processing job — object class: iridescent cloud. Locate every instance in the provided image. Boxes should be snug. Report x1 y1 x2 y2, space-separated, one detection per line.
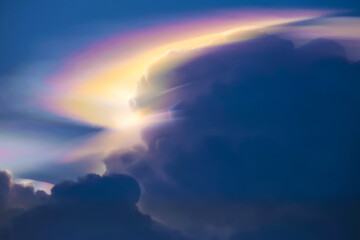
2 9 360 191
31 9 330 163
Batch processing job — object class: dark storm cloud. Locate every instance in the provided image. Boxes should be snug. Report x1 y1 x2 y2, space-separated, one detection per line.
1 34 359 240
105 36 360 239
0 171 49 226
0 172 190 240
0 172 11 212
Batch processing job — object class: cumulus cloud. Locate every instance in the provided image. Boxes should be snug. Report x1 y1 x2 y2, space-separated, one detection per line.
0 172 190 240
105 36 360 239
0 171 49 226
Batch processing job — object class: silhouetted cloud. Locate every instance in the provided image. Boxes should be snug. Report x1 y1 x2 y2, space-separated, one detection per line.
0 172 190 240
105 36 360 239
0 171 49 226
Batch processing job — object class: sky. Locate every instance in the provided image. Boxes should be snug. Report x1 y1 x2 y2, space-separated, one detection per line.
0 1 360 240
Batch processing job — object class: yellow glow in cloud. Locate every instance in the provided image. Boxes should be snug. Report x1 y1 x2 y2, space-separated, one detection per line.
42 11 325 130
35 10 329 163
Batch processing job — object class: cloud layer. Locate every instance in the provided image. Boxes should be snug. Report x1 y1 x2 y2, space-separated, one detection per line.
1 35 359 240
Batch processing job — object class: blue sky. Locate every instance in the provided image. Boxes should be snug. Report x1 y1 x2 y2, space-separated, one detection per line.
1 0 360 75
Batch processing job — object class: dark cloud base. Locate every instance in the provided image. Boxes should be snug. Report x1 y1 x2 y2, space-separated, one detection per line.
0 172 189 240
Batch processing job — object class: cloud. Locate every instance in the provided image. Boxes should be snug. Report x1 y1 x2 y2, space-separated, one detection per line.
0 171 49 227
0 171 190 240
1 35 359 240
105 36 360 239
